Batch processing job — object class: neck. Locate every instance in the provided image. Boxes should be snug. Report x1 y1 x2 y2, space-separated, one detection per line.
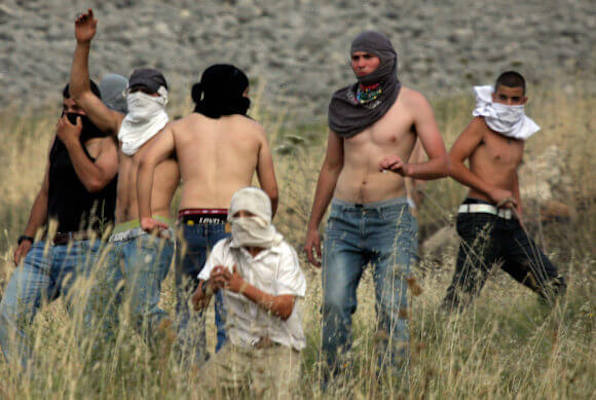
244 246 264 257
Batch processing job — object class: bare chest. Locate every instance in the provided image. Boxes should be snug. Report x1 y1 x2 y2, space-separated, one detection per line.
475 130 524 166
345 105 415 150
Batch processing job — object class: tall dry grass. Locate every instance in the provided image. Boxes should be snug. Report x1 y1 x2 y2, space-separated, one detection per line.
0 81 593 399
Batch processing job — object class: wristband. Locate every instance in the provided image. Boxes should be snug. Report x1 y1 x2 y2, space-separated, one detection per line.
17 235 34 245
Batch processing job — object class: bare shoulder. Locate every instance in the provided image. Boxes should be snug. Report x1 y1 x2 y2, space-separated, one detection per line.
238 115 267 140
399 86 431 109
467 116 489 136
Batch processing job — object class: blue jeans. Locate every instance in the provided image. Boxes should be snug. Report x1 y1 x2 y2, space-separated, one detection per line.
95 232 173 345
0 239 101 368
175 222 228 364
322 198 417 377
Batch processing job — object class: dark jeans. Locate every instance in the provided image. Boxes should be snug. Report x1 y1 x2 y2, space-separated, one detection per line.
442 199 566 312
175 222 228 364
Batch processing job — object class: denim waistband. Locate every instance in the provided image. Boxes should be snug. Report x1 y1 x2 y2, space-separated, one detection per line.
109 226 175 243
331 196 409 210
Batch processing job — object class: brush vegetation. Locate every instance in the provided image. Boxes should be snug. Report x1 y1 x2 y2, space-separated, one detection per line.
0 81 593 399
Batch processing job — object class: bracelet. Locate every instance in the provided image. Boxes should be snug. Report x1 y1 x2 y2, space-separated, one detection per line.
17 235 34 245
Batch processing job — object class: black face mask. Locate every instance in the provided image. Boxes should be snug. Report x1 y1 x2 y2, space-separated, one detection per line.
61 112 107 141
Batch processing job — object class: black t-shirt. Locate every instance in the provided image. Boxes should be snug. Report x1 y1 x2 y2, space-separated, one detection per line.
47 129 117 233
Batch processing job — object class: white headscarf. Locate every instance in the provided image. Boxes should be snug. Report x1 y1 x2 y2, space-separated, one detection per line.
228 187 282 248
472 85 540 140
118 86 169 155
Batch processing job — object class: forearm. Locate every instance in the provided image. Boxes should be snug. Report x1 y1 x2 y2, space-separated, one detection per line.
64 140 106 192
136 161 156 220
449 161 496 198
307 165 341 230
70 42 91 99
240 283 293 320
23 190 48 237
192 280 213 311
407 154 449 180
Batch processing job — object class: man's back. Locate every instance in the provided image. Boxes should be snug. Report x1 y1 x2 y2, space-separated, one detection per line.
171 113 267 209
116 137 179 222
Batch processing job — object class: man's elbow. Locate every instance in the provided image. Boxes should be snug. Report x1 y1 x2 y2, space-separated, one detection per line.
278 307 293 321
441 156 451 178
267 186 279 208
84 177 110 193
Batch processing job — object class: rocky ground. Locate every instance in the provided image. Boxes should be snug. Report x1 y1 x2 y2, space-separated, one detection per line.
1 0 594 121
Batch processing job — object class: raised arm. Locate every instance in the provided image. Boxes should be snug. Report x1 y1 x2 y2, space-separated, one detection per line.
255 129 279 216
56 114 118 192
449 117 515 206
70 9 123 134
304 130 344 267
136 126 175 231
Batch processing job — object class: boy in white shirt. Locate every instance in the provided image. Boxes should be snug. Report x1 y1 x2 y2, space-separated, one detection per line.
192 187 306 397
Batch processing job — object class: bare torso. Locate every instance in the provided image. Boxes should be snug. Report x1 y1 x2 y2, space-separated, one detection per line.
116 131 179 223
335 87 418 203
468 118 524 202
170 113 264 209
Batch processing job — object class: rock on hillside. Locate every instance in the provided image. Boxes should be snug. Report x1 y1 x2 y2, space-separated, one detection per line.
1 0 594 121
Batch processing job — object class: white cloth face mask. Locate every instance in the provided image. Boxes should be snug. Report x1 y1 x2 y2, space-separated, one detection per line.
118 86 169 155
230 216 282 249
472 85 539 140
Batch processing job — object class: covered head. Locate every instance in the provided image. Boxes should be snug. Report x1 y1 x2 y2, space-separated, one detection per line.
328 30 402 138
61 80 106 140
128 68 168 93
118 68 169 155
99 73 128 114
228 187 282 248
192 64 250 118
350 30 398 86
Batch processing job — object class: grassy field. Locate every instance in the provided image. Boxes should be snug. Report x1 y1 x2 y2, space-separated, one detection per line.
0 81 593 399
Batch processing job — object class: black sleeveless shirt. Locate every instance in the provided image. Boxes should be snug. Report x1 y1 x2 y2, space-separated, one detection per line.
47 125 117 233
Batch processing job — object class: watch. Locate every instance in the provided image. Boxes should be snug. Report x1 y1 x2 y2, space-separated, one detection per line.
17 235 34 245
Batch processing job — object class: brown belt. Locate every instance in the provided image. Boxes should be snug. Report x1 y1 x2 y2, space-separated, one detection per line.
45 231 94 245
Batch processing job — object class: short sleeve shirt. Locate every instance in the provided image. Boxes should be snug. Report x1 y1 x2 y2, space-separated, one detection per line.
199 238 307 350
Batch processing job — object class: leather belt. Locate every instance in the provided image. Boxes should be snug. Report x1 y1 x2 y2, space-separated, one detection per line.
45 231 94 245
458 204 513 220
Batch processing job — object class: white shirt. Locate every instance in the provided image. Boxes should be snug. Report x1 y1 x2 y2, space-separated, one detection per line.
198 238 307 351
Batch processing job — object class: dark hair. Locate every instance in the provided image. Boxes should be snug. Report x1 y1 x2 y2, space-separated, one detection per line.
494 71 526 95
62 80 101 99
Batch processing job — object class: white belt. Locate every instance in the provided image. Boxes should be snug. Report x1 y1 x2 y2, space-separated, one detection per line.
458 204 513 219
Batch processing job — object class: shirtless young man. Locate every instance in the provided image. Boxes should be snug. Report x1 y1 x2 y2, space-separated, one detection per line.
69 10 179 343
304 31 448 382
440 71 566 312
137 64 278 363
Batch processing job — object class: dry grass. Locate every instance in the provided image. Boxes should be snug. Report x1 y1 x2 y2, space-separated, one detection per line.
0 81 593 399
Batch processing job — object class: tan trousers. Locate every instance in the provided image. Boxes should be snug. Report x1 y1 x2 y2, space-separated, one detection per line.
199 343 301 399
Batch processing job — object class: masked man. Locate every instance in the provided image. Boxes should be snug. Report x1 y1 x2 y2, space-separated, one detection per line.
440 71 566 312
68 9 179 346
0 81 118 369
191 187 304 398
304 31 448 386
136 64 278 364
